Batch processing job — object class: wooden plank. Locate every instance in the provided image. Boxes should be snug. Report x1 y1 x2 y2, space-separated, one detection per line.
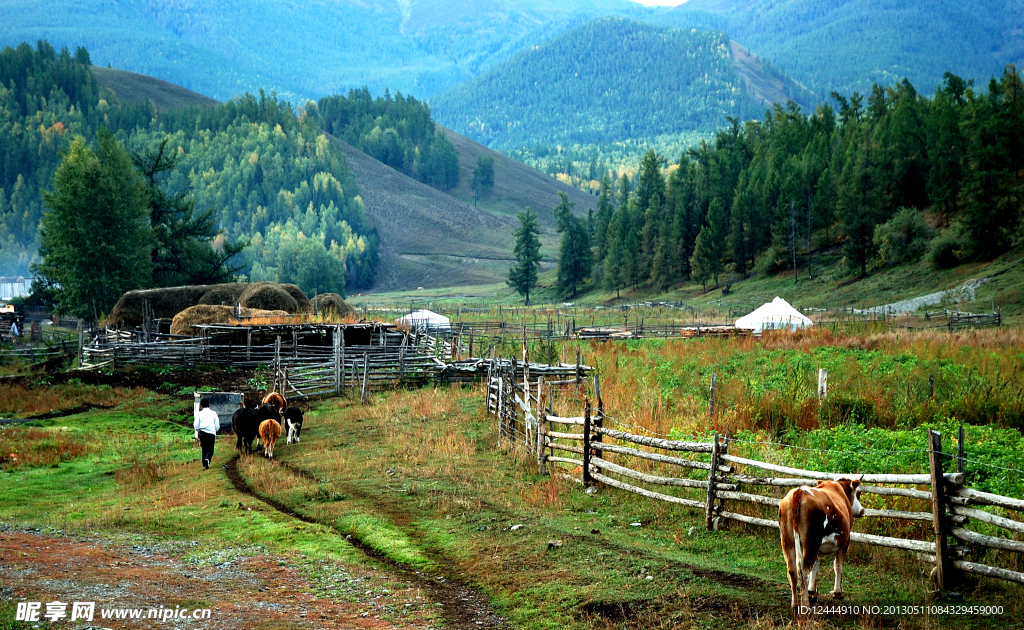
951 505 1024 534
716 490 781 507
850 532 936 553
591 456 734 491
591 472 706 509
546 456 583 467
951 487 1024 512
594 426 714 453
547 430 583 441
950 526 1024 553
719 510 779 529
593 442 731 472
720 453 965 485
928 429 948 590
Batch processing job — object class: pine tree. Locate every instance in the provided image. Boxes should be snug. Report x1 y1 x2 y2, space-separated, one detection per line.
507 208 542 305
553 192 592 299
471 156 495 203
36 131 152 322
594 175 614 261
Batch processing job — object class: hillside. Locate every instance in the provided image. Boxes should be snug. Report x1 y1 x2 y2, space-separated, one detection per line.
658 0 1024 96
2 54 595 292
4 0 1019 107
91 66 217 112
0 0 644 102
430 18 811 150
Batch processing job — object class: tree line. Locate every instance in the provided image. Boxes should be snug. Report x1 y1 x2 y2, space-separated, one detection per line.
510 67 1024 301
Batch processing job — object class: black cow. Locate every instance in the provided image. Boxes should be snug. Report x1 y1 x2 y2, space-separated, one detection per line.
232 407 261 455
283 407 304 444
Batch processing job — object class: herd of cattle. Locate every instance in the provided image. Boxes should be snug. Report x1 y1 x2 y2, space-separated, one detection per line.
221 390 869 617
230 391 303 460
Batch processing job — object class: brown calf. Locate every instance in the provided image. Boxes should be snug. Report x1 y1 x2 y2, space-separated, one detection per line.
779 478 865 615
258 419 282 460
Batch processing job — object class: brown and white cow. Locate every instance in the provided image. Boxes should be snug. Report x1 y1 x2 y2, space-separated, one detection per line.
779 478 865 615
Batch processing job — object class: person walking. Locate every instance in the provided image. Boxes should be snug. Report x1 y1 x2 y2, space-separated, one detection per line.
194 398 220 470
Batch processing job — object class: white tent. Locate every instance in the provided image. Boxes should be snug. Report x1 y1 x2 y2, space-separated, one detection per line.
396 309 451 331
734 296 813 334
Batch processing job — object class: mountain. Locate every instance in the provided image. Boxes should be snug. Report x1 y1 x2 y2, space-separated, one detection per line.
0 0 644 102
3 57 594 291
430 18 811 150
657 0 1024 96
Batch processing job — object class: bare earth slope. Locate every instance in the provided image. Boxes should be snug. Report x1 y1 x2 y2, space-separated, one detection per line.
91 66 218 112
440 125 598 228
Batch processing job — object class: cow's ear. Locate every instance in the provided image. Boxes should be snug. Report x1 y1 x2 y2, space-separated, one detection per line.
851 478 862 489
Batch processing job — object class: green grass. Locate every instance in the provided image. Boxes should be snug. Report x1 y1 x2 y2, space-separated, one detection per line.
2 345 1022 629
353 249 1024 327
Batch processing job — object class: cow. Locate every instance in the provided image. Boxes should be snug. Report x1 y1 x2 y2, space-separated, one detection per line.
254 403 282 450
258 419 282 459
283 407 304 444
779 478 865 616
231 406 261 455
261 391 287 413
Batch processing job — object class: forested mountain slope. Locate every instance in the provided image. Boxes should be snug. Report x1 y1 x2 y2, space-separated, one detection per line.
0 0 643 102
658 0 1024 97
0 44 594 291
430 18 810 150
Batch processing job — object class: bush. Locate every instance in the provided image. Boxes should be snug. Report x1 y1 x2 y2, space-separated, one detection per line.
819 394 878 427
927 227 968 269
873 207 931 267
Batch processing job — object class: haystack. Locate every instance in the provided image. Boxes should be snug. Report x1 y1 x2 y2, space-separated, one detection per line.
197 283 249 306
170 305 288 336
239 283 299 313
311 293 355 319
109 286 211 327
278 283 311 312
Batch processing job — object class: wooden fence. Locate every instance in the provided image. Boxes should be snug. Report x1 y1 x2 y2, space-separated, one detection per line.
487 374 1024 590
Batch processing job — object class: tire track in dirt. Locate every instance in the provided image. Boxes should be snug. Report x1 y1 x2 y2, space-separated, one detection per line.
225 456 509 630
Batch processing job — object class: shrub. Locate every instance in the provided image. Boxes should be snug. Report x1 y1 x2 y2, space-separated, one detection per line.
927 226 968 269
873 207 931 267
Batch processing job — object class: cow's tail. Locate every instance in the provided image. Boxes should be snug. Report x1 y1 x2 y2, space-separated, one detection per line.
790 488 805 574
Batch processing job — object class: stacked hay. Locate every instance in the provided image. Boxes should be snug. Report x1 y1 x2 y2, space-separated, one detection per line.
311 293 356 319
110 282 312 328
197 283 249 306
238 283 299 313
278 284 311 312
109 286 211 327
170 305 288 336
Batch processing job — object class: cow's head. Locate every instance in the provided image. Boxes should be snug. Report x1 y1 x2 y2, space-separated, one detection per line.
838 477 865 517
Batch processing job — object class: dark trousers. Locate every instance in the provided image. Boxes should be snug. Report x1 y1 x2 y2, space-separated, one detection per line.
199 431 216 464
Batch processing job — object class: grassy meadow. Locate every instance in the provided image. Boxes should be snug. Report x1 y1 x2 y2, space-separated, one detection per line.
2 325 1023 629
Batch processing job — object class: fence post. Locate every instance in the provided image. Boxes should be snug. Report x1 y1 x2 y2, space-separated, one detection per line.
709 372 717 418
333 327 341 395
497 372 505 445
292 329 298 360
76 321 83 366
928 429 948 592
399 347 406 387
705 432 720 531
957 424 964 474
582 398 593 486
537 376 547 475
593 374 603 448
361 353 369 404
818 369 828 400
930 374 935 399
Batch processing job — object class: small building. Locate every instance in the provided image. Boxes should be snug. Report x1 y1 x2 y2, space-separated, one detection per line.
396 309 451 332
735 297 813 334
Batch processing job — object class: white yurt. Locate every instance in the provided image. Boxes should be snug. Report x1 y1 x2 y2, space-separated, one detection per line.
396 308 451 332
734 297 813 334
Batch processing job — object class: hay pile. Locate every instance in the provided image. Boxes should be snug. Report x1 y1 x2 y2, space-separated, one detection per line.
197 283 249 306
278 284 311 312
170 305 288 336
311 293 356 319
109 286 211 327
109 282 311 327
239 283 299 313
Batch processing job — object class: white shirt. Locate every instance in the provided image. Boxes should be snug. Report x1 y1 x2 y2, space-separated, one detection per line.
194 407 220 438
